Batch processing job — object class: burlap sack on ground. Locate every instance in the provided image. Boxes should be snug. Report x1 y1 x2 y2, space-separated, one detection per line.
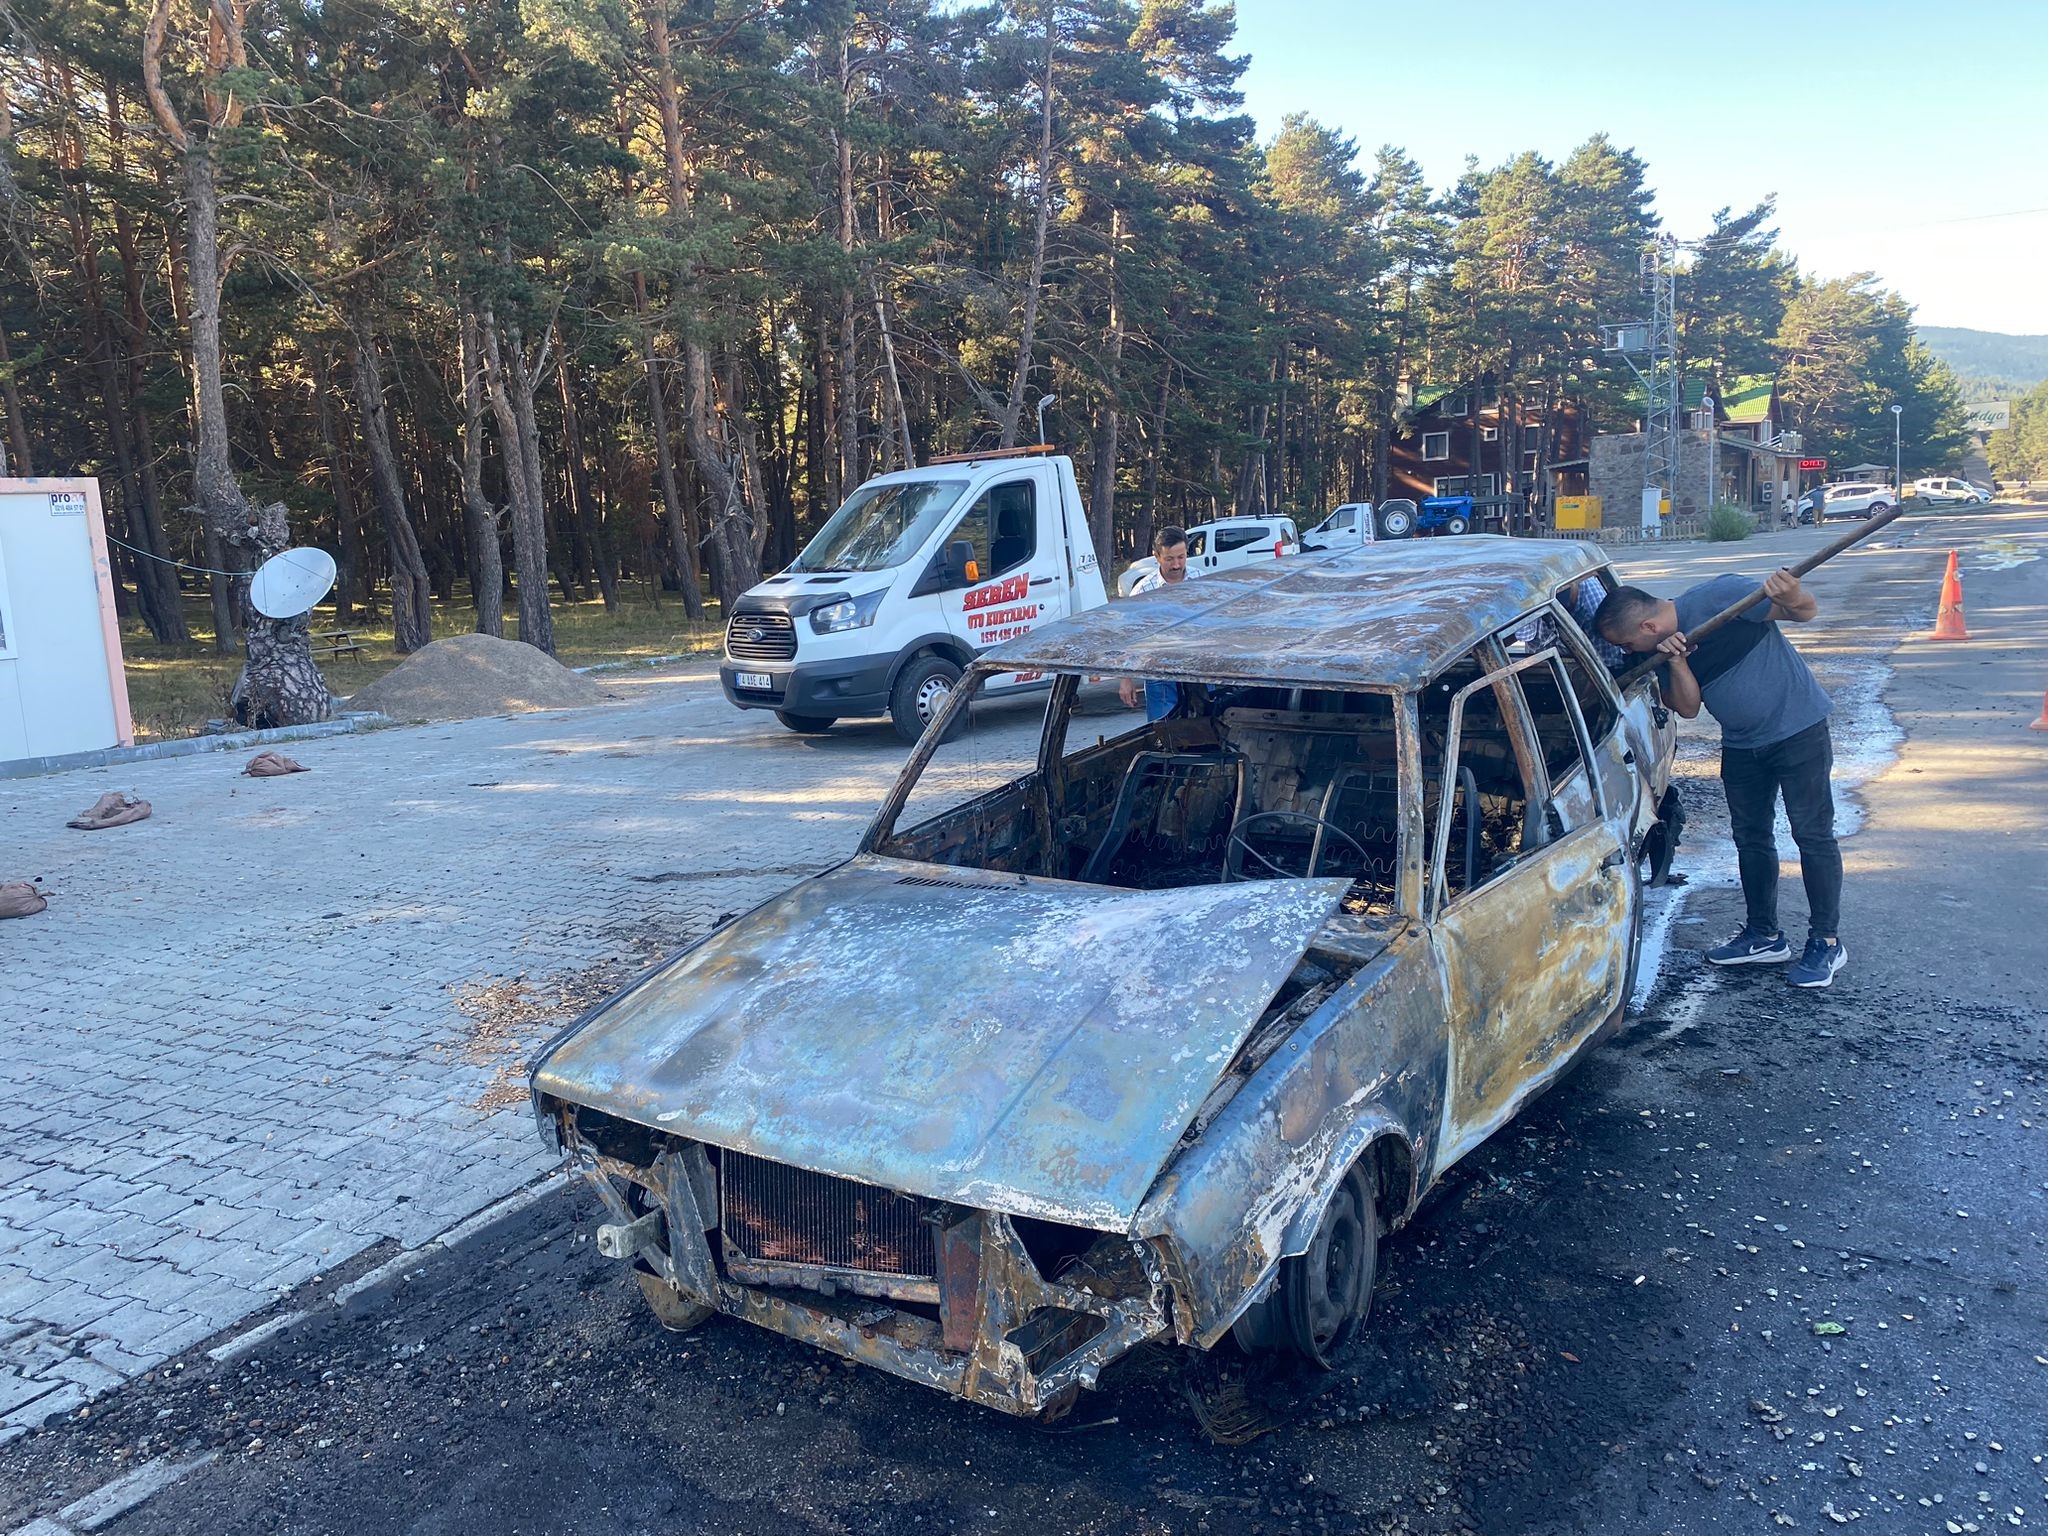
0 881 47 918
67 792 152 830
245 750 308 777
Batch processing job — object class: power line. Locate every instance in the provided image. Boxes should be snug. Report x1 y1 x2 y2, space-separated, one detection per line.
104 532 244 577
1905 205 2048 228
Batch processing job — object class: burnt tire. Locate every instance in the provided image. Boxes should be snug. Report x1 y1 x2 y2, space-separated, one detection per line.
1638 785 1683 888
634 1268 713 1333
1235 1167 1376 1368
889 654 963 744
774 710 837 734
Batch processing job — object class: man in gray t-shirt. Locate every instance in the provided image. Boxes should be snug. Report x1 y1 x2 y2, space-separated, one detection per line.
1594 570 1846 990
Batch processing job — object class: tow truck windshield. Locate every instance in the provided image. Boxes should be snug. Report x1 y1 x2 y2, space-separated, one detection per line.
788 478 970 573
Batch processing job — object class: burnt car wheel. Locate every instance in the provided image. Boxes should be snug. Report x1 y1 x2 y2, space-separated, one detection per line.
1638 785 1684 888
1235 1167 1377 1368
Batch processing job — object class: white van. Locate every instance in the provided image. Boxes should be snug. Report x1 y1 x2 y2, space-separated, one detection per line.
721 449 1108 741
1115 516 1301 596
1305 503 1376 546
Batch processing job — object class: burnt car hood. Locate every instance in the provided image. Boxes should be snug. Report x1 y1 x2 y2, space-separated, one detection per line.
533 855 1349 1231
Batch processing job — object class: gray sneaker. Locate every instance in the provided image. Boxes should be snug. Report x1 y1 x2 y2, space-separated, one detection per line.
1788 937 1847 989
1705 926 1792 966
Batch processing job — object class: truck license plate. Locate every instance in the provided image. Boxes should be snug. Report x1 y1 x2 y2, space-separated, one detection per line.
735 672 773 691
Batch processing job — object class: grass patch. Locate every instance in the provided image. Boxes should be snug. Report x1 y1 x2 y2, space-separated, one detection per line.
120 588 724 740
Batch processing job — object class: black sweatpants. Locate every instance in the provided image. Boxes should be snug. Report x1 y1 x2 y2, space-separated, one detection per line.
1719 718 1842 940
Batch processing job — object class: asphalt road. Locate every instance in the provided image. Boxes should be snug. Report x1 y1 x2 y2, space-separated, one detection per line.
3 505 2044 1536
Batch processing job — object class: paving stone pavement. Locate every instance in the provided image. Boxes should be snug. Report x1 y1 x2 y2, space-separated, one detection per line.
0 666 1050 1439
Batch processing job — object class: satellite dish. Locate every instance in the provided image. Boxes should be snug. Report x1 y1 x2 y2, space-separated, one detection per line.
249 547 338 620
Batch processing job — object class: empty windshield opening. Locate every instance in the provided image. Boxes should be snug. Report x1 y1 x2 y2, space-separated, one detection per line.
874 672 1406 918
788 478 970 573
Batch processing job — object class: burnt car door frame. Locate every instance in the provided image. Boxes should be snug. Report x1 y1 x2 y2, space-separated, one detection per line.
1423 640 1633 1168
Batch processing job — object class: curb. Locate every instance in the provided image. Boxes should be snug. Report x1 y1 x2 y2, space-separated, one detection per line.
326 1170 570 1310
3 1453 217 1536
0 713 394 780
0 1171 572 1535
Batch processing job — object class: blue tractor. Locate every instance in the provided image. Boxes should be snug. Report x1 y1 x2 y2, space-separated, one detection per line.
1377 493 1524 538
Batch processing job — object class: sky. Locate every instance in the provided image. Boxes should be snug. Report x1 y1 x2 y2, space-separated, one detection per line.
1229 0 2048 335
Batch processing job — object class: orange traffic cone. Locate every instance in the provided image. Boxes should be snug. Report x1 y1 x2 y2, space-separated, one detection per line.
1931 549 1969 640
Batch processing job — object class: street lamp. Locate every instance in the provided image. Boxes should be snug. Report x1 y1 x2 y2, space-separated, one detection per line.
1891 403 1903 495
1035 394 1059 446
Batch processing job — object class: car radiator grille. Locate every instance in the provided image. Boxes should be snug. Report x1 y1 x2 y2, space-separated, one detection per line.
725 612 796 662
719 1151 936 1278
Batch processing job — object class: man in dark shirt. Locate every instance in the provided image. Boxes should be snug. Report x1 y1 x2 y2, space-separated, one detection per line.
1595 570 1846 989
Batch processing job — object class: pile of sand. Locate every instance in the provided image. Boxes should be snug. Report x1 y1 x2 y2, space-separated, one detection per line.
347 632 602 722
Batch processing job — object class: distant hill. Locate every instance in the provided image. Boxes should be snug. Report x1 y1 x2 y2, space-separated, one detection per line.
1918 327 2048 397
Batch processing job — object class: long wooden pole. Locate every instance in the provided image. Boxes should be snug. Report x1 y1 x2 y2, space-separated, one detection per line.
1615 503 1907 690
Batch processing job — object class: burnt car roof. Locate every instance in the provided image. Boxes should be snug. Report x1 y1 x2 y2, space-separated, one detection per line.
986 535 1605 690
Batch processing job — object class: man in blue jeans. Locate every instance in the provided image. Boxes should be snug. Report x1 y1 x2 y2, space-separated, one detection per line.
1119 527 1190 721
1595 568 1846 989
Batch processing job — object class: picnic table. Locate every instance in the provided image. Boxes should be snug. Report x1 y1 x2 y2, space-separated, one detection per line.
310 628 365 660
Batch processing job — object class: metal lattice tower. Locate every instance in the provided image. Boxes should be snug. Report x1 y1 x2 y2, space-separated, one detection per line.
1640 238 1680 509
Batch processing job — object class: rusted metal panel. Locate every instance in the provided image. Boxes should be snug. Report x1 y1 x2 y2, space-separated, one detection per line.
1430 825 1629 1168
982 536 1602 690
532 856 1348 1230
1132 928 1450 1346
937 1213 986 1352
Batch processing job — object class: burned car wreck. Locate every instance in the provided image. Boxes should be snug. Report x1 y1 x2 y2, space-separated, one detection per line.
530 537 1681 1417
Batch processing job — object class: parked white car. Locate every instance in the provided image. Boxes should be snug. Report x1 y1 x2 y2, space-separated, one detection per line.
1117 516 1301 596
1912 477 1990 506
1819 482 1894 520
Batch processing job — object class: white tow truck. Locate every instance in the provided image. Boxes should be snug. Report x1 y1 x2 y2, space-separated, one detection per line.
720 448 1109 741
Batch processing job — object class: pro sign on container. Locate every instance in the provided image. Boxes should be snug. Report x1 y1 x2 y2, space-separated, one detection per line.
0 477 133 763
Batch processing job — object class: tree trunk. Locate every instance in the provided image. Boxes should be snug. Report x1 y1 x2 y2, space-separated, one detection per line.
998 17 1056 448
1138 366 1168 558
556 350 617 610
1467 377 1484 497
456 308 505 637
1275 347 1289 510
680 341 762 605
178 133 328 722
836 37 861 495
54 74 181 641
104 76 186 638
630 274 704 617
478 309 554 654
1088 205 1123 559
874 285 914 468
0 325 29 475
307 346 363 622
349 324 434 653
805 308 830 517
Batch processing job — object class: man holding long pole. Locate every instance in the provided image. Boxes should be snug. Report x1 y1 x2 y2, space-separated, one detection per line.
1594 568 1847 989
